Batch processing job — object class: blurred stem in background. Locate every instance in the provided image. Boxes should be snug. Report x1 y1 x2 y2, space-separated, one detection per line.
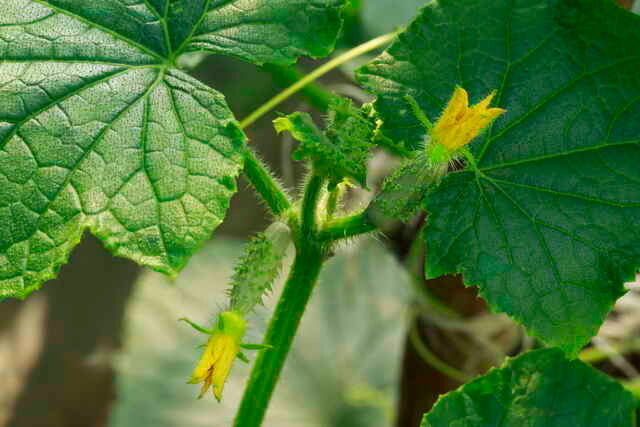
239 31 398 129
621 379 640 400
261 64 337 112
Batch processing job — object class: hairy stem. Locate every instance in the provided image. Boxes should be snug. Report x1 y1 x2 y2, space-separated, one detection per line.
325 187 341 221
243 149 292 217
233 241 325 427
301 173 324 237
239 31 398 128
234 30 400 426
317 211 376 242
239 31 398 225
233 170 328 426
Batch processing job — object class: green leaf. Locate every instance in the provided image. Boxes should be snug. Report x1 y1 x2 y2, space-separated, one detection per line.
357 0 640 354
422 348 636 427
0 0 345 299
174 0 346 66
274 97 375 188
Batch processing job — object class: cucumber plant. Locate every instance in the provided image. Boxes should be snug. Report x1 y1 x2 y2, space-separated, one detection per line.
1 0 639 426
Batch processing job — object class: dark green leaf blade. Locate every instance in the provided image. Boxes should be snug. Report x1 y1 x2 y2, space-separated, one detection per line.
2 0 347 299
1 0 162 64
357 0 640 354
0 0 246 299
177 0 346 65
6 0 171 59
422 348 636 427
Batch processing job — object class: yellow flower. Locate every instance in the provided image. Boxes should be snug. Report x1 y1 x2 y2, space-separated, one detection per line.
428 87 506 163
188 311 246 401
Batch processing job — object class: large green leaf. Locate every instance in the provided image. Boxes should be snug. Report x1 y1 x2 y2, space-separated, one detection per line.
0 0 345 299
174 0 345 66
422 348 636 427
357 0 640 354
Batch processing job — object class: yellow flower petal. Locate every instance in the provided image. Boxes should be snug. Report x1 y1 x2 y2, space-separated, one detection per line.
428 87 506 160
187 311 247 402
211 338 239 401
437 86 469 129
471 90 497 112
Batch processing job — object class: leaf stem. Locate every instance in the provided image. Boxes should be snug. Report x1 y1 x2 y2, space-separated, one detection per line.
620 378 640 400
301 173 324 237
243 149 292 217
325 186 341 221
262 64 337 111
409 315 471 383
317 211 376 242
239 31 399 128
233 241 325 427
579 339 640 364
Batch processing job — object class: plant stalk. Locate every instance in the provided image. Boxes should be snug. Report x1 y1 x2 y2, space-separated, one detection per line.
243 148 292 217
234 30 400 427
317 211 376 242
232 241 325 427
301 173 324 237
233 169 327 426
239 31 398 129
409 314 471 383
579 339 640 364
262 64 336 111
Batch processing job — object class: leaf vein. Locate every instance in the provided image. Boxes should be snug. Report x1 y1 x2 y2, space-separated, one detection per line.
2 67 135 146
480 139 640 172
486 176 640 208
481 55 640 158
141 75 170 262
31 0 164 61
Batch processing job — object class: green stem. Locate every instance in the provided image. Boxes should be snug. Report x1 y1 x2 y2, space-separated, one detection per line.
317 211 376 242
234 171 328 426
233 31 400 426
406 231 461 319
579 339 640 364
620 378 640 401
243 149 292 217
301 173 324 237
262 64 336 111
409 315 471 383
233 241 325 427
239 31 398 129
325 186 341 221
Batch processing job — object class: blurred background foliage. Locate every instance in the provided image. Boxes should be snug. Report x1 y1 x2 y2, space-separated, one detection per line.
110 240 409 427
0 1 638 427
